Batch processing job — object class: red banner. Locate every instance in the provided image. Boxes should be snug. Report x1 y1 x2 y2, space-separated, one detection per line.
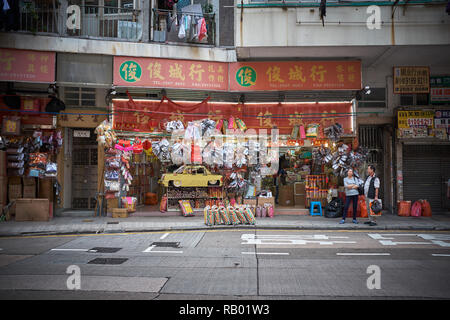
0 48 55 83
112 98 353 135
113 56 228 91
229 61 362 91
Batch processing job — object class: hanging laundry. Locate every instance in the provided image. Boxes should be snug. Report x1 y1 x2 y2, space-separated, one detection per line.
178 15 186 39
319 0 326 27
198 18 207 41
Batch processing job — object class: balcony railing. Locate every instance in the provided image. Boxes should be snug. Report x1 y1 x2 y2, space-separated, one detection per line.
5 0 141 41
152 9 216 46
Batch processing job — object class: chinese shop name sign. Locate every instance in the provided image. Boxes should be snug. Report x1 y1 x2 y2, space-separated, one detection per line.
393 66 430 94
113 57 228 91
229 61 362 91
0 48 55 83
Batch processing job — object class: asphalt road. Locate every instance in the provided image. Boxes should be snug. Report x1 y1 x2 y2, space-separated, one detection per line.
0 229 449 300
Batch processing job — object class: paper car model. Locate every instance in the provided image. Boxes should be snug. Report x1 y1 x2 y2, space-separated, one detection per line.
160 165 223 187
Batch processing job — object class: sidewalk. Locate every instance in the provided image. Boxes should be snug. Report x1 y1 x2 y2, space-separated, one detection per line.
1 212 450 237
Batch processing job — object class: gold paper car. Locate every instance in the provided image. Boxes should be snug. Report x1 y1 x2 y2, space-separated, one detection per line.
160 165 223 187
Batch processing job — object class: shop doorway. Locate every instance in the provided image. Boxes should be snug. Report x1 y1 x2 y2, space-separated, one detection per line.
358 125 384 200
71 128 98 210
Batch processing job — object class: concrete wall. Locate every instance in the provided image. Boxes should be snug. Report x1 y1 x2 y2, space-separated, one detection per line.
235 3 450 47
0 33 237 63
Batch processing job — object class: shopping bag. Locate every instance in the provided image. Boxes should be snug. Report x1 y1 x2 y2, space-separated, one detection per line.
226 206 240 225
242 207 256 225
219 206 231 225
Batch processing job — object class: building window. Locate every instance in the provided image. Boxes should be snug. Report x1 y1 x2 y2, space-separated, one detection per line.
64 87 96 108
357 87 386 108
400 93 429 106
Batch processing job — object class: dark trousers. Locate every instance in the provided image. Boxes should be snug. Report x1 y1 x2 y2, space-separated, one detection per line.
343 195 358 220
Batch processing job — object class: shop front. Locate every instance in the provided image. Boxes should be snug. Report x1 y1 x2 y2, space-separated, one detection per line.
0 48 61 221
396 108 450 214
96 56 371 220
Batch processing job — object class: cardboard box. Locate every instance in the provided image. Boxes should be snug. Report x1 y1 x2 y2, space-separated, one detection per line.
279 184 294 206
0 151 6 177
23 184 36 198
23 177 36 186
294 195 306 207
15 198 50 221
38 179 54 201
0 176 7 205
8 183 22 201
258 196 275 207
112 208 128 218
243 198 257 207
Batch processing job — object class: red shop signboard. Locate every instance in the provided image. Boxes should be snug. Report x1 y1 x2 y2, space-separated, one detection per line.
112 98 353 136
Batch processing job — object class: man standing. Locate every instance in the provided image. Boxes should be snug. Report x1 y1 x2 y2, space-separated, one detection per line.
364 165 381 226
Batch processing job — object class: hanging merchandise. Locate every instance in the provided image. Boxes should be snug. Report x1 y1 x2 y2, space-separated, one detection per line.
132 138 143 154
306 124 319 138
324 123 344 142
228 116 235 130
299 125 306 139
95 120 117 148
291 125 299 139
198 17 207 41
201 118 216 137
236 118 247 132
178 15 186 39
165 120 185 133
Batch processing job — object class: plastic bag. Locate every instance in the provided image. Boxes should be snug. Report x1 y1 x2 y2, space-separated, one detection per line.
420 200 432 217
410 201 422 217
179 200 195 217
397 201 411 217
204 206 214 226
219 206 231 225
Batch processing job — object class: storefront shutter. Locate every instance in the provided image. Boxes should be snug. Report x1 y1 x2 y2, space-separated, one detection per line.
403 145 450 212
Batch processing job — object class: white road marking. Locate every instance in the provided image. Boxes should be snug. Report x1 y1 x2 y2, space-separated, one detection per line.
241 234 356 246
159 233 169 240
51 249 90 252
369 233 450 247
142 245 156 253
242 252 290 256
379 240 433 246
148 250 183 254
431 254 450 257
336 253 391 256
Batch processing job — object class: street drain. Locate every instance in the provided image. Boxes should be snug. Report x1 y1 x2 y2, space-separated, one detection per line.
87 258 128 265
89 247 122 253
107 222 119 225
151 242 181 248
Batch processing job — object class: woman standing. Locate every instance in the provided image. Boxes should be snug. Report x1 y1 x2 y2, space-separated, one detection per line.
340 168 360 224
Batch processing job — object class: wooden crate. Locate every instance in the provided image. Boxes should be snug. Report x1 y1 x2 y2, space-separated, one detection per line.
112 208 128 218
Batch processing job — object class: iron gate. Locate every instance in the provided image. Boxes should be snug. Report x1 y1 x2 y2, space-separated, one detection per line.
72 129 98 210
358 125 384 200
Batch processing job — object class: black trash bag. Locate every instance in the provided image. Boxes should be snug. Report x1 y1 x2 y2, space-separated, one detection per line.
371 199 382 214
45 97 66 113
324 198 344 218
324 207 343 218
3 95 21 110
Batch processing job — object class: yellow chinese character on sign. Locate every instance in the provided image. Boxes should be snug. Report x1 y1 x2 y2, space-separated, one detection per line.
337 74 345 83
288 112 304 126
169 63 185 81
319 110 337 128
170 110 185 123
238 67 256 86
189 64 205 82
310 65 327 83
218 65 224 73
208 65 215 73
147 62 165 80
336 65 345 82
217 75 224 83
288 66 306 83
135 108 150 125
40 55 49 63
266 66 284 83
27 54 36 62
208 110 222 122
40 65 48 74
336 65 344 73
27 64 35 72
348 74 355 82
258 111 274 127
209 74 215 82
348 65 356 73
122 63 140 81
0 52 15 71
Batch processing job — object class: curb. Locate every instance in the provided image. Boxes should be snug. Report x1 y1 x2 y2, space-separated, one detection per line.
1 224 450 237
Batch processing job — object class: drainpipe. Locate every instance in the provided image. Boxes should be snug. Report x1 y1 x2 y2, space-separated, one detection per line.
240 0 243 47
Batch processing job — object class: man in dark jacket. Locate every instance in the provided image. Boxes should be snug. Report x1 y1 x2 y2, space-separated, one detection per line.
364 165 381 226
